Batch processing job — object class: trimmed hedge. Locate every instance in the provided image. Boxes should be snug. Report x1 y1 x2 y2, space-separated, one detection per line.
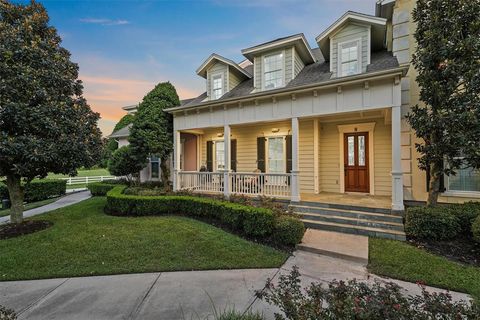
106 186 304 246
473 215 480 244
87 181 118 196
405 206 461 240
0 180 66 203
446 202 480 235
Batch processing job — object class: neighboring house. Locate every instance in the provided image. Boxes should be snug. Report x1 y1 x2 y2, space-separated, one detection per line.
110 0 480 218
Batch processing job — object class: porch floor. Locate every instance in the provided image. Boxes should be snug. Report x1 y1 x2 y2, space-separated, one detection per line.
301 192 391 210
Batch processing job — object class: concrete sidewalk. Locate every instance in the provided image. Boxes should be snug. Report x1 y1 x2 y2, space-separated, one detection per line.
0 250 471 320
0 191 91 224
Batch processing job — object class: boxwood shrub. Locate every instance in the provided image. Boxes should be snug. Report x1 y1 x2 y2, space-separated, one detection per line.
0 180 66 202
446 202 480 235
106 186 304 246
405 206 461 240
473 215 480 244
87 181 118 196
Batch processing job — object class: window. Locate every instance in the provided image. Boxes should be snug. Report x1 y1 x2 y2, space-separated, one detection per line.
263 52 284 90
339 40 360 76
211 74 223 100
215 141 225 171
268 137 285 173
150 155 160 179
447 160 480 193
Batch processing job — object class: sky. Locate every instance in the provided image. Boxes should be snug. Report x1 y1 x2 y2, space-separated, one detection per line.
29 0 375 136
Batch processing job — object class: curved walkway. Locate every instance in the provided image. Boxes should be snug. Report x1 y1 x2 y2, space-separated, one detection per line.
0 191 91 224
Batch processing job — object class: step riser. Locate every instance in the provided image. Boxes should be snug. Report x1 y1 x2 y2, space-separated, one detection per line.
303 221 406 241
299 213 404 231
291 206 403 223
295 201 394 215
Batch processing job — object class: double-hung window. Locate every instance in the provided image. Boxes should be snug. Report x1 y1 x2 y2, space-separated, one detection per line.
339 40 360 76
215 141 225 171
446 158 480 193
267 137 285 173
263 52 284 90
211 74 223 100
150 155 160 179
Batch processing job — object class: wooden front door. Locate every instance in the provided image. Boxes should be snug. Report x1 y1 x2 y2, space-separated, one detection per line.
344 132 369 193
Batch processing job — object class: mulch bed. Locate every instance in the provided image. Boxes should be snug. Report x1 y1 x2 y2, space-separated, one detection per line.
0 220 53 240
408 237 480 267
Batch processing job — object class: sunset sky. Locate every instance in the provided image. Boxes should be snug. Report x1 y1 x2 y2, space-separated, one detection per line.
33 0 374 136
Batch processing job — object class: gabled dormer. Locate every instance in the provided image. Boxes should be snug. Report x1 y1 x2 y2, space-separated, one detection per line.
241 34 316 92
196 54 252 101
316 12 387 78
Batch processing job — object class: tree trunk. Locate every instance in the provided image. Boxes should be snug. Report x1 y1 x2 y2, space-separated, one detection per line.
427 162 441 207
6 175 24 224
160 157 170 187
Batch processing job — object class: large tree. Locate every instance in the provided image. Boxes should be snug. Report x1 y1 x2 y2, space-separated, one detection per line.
100 114 135 168
129 82 179 184
406 0 480 206
0 0 102 223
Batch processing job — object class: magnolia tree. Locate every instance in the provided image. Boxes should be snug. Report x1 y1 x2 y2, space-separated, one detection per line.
0 1 102 223
406 0 480 206
129 82 179 184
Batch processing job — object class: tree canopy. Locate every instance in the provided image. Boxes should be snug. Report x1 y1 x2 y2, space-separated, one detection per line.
0 0 102 222
406 0 480 206
129 82 179 183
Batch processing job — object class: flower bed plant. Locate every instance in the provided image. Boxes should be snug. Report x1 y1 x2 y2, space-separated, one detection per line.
257 266 480 319
105 186 304 247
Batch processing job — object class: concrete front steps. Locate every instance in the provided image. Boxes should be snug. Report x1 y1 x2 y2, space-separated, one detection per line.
291 201 406 241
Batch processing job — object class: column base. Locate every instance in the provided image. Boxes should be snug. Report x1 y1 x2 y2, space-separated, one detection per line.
290 170 301 202
391 171 404 212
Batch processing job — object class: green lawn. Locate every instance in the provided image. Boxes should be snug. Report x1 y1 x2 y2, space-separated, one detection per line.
368 238 480 299
0 197 288 281
0 197 61 217
46 168 110 179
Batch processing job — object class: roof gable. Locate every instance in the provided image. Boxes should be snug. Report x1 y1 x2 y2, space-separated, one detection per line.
196 54 252 79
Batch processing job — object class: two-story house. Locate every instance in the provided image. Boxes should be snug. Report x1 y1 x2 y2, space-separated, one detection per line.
110 0 480 239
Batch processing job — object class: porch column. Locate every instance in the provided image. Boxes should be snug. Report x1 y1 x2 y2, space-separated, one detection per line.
291 117 301 202
223 124 231 198
173 130 181 191
391 105 405 211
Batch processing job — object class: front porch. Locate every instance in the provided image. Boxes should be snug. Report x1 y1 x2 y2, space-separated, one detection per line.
172 107 404 211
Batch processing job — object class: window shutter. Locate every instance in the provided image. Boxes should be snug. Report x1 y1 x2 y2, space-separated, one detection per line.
286 135 292 173
230 139 237 172
257 137 266 173
206 141 213 172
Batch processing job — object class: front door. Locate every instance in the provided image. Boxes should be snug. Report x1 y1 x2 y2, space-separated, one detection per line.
344 132 369 193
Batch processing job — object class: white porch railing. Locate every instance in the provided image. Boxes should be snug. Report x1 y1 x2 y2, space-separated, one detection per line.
178 172 225 193
177 171 291 198
61 175 117 186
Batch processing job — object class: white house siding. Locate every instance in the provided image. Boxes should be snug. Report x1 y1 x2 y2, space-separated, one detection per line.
117 138 129 148
228 68 243 91
206 62 228 100
293 47 305 78
330 23 370 77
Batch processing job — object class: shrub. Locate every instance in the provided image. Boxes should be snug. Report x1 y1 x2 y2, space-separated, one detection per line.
0 305 17 320
473 215 480 244
106 186 303 246
0 180 66 202
273 215 305 246
405 206 461 240
23 179 67 202
87 182 118 196
446 202 480 235
108 145 143 182
256 266 480 320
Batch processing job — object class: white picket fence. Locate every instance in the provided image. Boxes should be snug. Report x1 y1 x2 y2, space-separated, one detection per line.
61 175 117 186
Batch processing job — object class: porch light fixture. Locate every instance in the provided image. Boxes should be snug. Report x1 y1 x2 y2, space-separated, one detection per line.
217 133 224 137
271 128 280 133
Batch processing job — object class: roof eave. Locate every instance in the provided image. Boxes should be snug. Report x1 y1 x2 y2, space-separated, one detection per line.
166 65 409 113
196 54 252 79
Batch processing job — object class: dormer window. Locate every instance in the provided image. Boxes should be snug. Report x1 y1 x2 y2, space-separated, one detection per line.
211 73 223 99
339 40 360 76
263 52 284 90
